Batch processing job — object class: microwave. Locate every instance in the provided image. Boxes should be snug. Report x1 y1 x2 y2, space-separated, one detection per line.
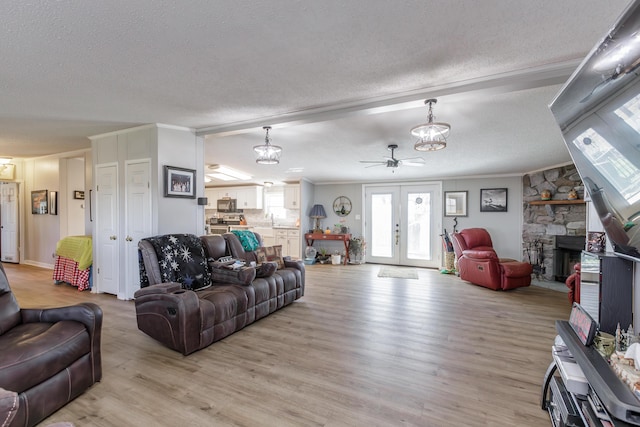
217 198 237 212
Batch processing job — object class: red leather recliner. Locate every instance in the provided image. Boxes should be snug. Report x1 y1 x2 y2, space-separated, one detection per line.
451 228 532 291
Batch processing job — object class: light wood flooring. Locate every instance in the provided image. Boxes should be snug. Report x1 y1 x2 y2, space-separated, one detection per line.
4 263 569 427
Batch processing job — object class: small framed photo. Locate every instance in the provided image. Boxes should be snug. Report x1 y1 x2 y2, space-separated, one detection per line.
164 165 196 198
480 188 508 212
444 191 468 217
31 189 48 214
73 190 85 200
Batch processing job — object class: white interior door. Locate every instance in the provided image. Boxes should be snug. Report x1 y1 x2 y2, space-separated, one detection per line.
124 160 151 300
365 183 441 268
0 182 19 263
96 164 119 295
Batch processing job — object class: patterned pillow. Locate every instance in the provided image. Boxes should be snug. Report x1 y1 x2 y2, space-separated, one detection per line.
256 245 284 269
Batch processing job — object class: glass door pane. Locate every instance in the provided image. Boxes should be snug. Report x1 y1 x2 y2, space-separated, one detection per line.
405 192 431 261
370 193 394 258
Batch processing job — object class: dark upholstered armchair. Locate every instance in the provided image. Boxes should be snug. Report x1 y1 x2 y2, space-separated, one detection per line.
0 263 102 427
451 228 532 291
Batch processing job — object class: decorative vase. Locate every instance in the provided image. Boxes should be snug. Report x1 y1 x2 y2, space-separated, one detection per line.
568 189 578 200
540 189 551 201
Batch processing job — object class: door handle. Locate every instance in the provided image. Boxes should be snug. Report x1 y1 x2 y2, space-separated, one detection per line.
110 235 117 240
126 236 133 242
395 224 399 245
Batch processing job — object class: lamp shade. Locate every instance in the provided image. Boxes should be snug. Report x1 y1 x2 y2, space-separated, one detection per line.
309 204 327 218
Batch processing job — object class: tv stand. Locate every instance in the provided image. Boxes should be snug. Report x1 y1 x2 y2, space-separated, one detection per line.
542 321 640 426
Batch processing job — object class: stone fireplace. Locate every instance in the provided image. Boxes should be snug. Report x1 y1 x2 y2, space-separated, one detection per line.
523 165 586 282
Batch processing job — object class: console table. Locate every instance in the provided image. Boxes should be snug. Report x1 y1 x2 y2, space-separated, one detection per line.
304 233 351 265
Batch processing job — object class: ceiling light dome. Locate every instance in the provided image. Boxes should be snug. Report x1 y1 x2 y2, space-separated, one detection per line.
254 126 282 164
411 99 450 151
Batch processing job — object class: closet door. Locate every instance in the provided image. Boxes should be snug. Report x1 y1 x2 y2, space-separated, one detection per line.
95 163 119 295
124 159 152 300
0 182 19 263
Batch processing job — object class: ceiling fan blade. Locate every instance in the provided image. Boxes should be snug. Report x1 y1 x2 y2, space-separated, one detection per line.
399 157 425 166
364 163 385 168
359 160 385 164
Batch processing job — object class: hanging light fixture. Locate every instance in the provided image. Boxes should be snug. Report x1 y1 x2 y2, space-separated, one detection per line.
254 126 282 164
411 99 450 151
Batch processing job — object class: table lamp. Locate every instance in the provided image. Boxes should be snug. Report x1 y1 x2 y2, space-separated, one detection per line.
309 204 327 232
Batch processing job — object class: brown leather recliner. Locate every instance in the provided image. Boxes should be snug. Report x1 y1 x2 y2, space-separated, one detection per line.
0 263 102 427
451 228 532 291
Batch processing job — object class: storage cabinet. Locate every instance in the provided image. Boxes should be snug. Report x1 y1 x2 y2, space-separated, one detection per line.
275 228 300 258
236 186 263 209
205 186 263 209
284 184 300 209
580 251 633 334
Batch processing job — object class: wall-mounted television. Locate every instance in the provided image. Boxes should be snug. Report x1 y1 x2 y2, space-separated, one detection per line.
550 0 640 262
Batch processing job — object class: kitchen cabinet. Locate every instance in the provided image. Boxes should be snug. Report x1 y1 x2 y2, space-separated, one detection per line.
204 188 218 209
206 186 263 209
236 186 263 209
254 227 276 247
275 228 300 258
284 184 300 209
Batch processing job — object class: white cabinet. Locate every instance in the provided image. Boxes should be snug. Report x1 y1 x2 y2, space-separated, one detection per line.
284 185 300 209
204 188 218 209
207 186 263 209
236 186 263 209
275 228 300 258
254 227 275 247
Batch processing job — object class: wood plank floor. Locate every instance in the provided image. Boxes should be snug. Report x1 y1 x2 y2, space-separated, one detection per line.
4 263 569 426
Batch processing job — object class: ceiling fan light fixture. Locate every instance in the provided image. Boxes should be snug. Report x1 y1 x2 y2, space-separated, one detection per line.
254 126 282 165
412 99 450 152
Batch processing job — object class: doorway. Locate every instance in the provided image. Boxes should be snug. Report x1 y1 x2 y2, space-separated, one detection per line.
364 183 442 268
0 182 19 263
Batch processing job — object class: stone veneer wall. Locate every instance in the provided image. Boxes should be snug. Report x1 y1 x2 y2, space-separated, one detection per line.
523 165 586 281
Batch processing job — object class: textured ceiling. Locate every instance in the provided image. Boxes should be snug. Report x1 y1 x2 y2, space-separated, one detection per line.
0 0 632 183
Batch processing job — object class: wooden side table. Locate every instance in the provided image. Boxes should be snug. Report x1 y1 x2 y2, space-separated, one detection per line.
304 233 351 265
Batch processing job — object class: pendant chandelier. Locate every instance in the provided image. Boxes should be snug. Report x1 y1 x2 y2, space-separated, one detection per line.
411 99 450 151
254 126 282 164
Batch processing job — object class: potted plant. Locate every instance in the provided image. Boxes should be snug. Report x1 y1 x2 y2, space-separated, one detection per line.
316 247 331 264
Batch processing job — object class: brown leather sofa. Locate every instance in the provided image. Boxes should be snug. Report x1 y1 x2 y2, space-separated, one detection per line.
0 263 102 427
134 233 304 355
451 228 532 291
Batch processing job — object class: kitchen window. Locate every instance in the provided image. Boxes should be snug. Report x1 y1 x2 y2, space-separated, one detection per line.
265 192 286 219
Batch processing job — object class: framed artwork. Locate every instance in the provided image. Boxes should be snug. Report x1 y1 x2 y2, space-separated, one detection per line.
480 188 508 212
31 189 48 214
333 196 352 216
0 164 15 180
444 191 468 217
73 190 85 200
164 165 196 198
49 191 58 215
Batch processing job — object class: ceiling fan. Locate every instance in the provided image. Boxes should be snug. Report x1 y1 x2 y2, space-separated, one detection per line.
359 144 425 168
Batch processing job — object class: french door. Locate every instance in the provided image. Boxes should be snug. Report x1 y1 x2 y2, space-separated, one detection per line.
364 183 442 268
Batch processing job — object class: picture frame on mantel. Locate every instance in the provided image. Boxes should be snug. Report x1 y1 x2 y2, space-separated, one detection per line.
480 188 508 212
164 165 196 198
444 191 468 217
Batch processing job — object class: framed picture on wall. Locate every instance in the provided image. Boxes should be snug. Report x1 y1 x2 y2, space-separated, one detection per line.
164 165 196 198
444 191 468 217
480 188 508 212
31 189 48 214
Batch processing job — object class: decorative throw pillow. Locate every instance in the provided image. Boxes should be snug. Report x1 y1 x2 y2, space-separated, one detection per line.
256 245 285 269
255 261 277 278
231 230 260 252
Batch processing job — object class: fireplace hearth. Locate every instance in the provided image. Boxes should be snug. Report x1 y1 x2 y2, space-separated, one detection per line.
553 236 585 282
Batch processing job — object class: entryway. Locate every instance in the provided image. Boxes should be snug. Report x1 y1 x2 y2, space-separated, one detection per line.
364 182 442 268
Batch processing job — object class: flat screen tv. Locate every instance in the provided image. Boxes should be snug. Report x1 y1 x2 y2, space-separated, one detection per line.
550 0 640 262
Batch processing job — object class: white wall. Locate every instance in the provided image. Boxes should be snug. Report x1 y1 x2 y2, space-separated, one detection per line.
311 175 524 262
65 157 86 236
